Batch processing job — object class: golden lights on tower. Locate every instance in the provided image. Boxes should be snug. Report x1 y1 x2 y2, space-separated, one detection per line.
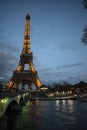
5 12 43 90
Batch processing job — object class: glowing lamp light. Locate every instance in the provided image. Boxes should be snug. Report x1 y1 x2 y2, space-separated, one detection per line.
0 77 3 80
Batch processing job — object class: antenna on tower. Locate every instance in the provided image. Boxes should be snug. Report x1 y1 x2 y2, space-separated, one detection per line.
27 11 29 15
26 11 30 19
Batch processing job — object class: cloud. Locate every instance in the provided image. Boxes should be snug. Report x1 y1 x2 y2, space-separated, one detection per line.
39 67 54 73
0 40 19 81
39 67 69 84
56 61 87 69
54 42 80 50
38 60 87 84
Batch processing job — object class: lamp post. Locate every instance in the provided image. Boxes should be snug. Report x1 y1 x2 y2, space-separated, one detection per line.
0 77 3 84
0 77 3 85
0 77 3 92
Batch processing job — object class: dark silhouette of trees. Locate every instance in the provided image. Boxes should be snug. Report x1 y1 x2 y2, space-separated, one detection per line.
47 81 87 94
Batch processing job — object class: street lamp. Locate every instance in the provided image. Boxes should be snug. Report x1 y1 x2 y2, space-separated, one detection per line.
0 77 3 92
0 77 3 84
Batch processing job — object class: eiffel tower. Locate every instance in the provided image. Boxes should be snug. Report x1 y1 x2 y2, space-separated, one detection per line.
6 12 43 91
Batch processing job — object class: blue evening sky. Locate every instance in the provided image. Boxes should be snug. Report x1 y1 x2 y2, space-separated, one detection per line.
0 0 87 85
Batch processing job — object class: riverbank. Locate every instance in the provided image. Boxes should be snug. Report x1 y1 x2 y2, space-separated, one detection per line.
28 95 77 101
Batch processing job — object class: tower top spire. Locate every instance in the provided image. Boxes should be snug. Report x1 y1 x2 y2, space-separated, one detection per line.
22 12 31 54
26 12 30 19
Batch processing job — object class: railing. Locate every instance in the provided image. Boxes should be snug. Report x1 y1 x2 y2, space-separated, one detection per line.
0 91 29 99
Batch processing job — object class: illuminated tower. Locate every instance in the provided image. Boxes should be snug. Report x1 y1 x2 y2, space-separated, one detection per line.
6 13 42 91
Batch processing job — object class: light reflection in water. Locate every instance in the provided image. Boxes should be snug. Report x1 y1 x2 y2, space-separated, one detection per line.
5 100 87 130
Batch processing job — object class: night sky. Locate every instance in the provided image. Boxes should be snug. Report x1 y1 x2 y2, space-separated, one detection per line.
0 0 87 85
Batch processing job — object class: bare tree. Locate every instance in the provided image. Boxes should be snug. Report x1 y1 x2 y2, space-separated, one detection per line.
82 0 87 44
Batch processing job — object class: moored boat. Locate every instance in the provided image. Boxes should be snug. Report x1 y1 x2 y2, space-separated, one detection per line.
78 94 87 101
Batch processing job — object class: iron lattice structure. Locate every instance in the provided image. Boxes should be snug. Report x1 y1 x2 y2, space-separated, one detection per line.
6 13 43 91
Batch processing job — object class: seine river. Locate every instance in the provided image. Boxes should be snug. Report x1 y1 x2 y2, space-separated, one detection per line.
6 100 87 130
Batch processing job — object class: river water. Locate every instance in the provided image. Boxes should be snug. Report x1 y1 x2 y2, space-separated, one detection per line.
6 100 87 130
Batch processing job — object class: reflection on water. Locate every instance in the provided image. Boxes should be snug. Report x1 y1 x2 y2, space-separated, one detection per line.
5 100 87 130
